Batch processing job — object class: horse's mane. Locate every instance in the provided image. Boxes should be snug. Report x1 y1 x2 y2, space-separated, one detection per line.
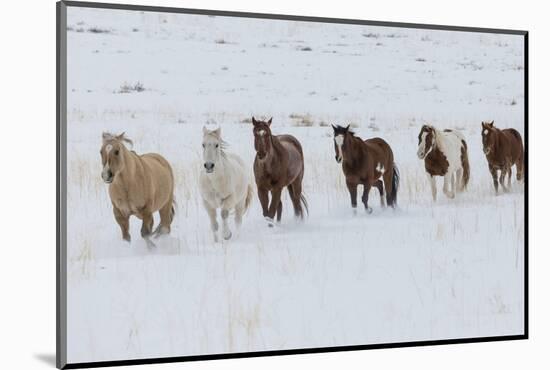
103 132 134 149
333 125 358 138
204 131 229 159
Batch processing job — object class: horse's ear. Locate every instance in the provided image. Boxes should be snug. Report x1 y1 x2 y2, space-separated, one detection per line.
102 132 111 143
481 122 486 128
331 124 337 132
489 120 494 127
213 127 221 137
345 124 350 131
252 116 257 126
267 117 272 126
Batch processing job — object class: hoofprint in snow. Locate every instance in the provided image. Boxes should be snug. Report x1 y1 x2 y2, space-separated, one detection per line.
66 7 525 363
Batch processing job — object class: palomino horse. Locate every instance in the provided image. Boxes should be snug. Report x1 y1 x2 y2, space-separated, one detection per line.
252 117 308 226
332 124 399 213
100 132 175 245
199 127 254 242
481 120 524 194
417 125 470 201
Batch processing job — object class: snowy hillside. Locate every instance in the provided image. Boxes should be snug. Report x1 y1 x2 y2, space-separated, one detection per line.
65 6 525 364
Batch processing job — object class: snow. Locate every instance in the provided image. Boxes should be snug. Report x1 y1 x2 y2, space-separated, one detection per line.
65 6 525 364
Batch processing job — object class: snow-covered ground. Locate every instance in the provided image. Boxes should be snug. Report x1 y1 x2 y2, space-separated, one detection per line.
65 7 525 364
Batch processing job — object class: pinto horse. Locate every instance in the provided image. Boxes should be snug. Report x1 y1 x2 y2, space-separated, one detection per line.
481 120 524 194
252 117 308 226
332 124 399 213
417 125 470 201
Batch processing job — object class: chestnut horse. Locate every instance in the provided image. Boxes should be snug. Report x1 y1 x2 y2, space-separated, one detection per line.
332 124 399 213
252 117 308 227
481 120 524 194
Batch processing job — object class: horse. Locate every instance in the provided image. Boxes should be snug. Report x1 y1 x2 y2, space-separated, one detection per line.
199 127 254 242
481 120 524 194
332 124 399 213
417 125 470 201
252 117 308 227
100 132 175 246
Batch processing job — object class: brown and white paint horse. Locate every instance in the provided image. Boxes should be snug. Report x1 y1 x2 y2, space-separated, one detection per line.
252 117 308 227
417 125 470 201
481 120 524 194
332 124 399 213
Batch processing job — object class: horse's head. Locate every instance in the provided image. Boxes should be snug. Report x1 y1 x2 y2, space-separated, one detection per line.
481 120 496 155
100 132 133 184
331 124 351 163
417 125 435 159
202 127 224 174
252 117 273 160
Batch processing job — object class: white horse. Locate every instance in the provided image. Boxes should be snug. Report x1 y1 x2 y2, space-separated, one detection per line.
199 127 254 242
417 125 470 201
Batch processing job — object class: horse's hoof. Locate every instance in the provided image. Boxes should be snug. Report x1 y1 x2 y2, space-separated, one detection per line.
123 236 131 243
265 217 274 227
366 207 373 214
223 231 232 240
352 208 357 216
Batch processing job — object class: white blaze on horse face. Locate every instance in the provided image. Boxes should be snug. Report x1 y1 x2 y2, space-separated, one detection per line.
105 144 113 154
483 129 488 136
335 135 344 162
258 130 266 137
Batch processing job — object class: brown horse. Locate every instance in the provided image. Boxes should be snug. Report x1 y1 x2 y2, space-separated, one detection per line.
481 121 524 194
252 117 308 227
332 124 399 213
100 132 175 245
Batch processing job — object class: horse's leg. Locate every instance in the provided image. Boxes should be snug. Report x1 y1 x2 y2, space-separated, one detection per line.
499 167 509 193
221 208 232 240
257 187 269 218
443 173 455 199
140 211 156 247
346 179 358 215
374 180 385 208
140 212 154 237
451 172 457 198
276 201 282 222
456 168 464 192
288 182 304 219
156 198 173 236
383 171 394 208
203 200 219 242
113 205 131 242
361 184 373 214
266 188 283 226
507 165 512 189
427 174 437 202
489 165 499 194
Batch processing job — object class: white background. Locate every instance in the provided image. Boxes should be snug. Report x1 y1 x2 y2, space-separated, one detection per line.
0 0 546 369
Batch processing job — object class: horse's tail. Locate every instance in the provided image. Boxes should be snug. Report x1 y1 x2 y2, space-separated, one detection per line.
171 198 176 221
510 129 525 181
388 163 400 207
300 193 309 217
243 183 254 214
460 139 470 191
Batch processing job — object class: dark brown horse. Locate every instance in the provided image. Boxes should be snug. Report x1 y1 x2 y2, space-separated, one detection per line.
332 124 399 213
252 117 308 227
481 121 524 194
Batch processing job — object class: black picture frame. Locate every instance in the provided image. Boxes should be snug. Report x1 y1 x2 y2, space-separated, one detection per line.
56 1 528 368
